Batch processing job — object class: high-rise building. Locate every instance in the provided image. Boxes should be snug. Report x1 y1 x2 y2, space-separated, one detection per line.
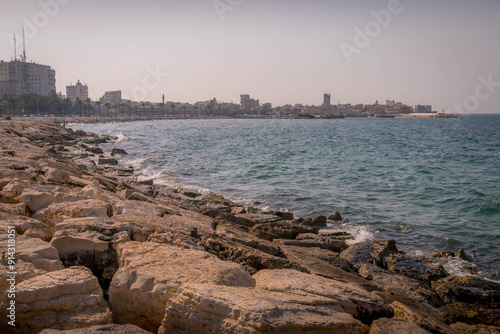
323 93 331 110
0 60 56 97
103 90 122 105
66 80 88 101
240 94 259 112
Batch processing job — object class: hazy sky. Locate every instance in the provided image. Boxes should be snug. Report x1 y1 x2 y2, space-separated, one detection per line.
1 0 499 113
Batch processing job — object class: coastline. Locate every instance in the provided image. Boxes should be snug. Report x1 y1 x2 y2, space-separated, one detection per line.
0 120 499 333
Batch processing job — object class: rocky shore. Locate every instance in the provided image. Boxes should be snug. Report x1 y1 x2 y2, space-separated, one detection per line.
0 120 498 334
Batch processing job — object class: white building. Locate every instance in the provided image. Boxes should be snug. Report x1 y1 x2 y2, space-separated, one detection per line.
0 60 56 97
103 91 122 105
66 80 89 101
414 105 433 113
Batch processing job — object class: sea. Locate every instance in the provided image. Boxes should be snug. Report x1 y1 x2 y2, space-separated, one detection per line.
70 114 500 280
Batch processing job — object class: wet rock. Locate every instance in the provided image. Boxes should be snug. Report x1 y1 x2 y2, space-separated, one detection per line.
318 228 355 240
273 238 348 253
250 221 318 241
254 269 393 324
297 215 328 227
385 254 447 281
159 283 370 334
85 146 103 154
340 239 399 269
370 317 432 333
431 276 500 307
391 301 458 334
430 251 456 259
328 211 344 221
231 206 246 214
260 210 294 220
39 324 153 334
359 263 445 309
0 267 112 334
439 301 500 327
98 158 118 166
109 242 255 332
457 249 471 261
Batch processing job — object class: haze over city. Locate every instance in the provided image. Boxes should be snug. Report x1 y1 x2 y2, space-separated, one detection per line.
1 0 499 113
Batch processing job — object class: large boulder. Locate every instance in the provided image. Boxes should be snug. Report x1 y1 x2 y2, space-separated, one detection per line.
215 222 282 256
51 217 132 293
200 235 300 275
439 301 500 327
38 199 113 225
159 283 370 334
359 263 445 310
0 213 48 234
109 242 255 332
0 202 27 216
254 269 393 324
385 254 447 282
0 267 112 334
340 239 399 269
390 301 458 334
431 276 500 307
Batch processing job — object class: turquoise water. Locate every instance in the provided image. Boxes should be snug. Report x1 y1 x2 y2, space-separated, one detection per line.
72 115 500 279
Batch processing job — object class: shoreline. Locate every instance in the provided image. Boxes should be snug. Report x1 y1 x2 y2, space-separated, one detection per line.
0 120 499 333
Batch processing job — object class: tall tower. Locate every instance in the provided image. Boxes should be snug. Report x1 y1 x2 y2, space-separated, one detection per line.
21 26 27 62
323 93 331 110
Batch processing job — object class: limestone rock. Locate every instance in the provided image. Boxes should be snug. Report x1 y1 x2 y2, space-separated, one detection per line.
369 317 432 334
0 202 27 216
340 239 399 269
431 276 500 307
0 213 50 234
215 222 282 256
0 267 112 334
449 322 500 334
234 213 282 227
109 242 255 332
391 301 458 334
359 263 445 310
201 235 299 275
385 254 447 281
159 283 370 334
39 324 153 334
254 269 393 324
3 235 64 272
17 189 56 212
23 227 55 242
98 157 118 165
328 211 343 221
40 199 112 225
439 301 500 327
250 221 318 241
147 231 204 250
2 180 29 196
297 215 328 227
273 238 348 253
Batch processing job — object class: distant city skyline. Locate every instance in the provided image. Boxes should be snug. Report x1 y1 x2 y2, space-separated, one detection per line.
1 0 499 113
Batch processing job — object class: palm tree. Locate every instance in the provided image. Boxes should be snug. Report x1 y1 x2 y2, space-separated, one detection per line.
85 98 91 116
96 101 101 117
75 98 83 117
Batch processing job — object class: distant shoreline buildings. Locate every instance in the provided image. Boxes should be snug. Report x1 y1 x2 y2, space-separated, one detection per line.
0 31 448 118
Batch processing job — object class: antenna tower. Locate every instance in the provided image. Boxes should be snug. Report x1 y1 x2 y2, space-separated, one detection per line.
21 26 27 62
13 34 17 60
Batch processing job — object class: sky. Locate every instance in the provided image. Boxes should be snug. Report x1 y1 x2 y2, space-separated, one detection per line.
1 0 499 113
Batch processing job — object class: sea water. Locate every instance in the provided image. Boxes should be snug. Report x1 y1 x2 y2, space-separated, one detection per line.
71 114 500 280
